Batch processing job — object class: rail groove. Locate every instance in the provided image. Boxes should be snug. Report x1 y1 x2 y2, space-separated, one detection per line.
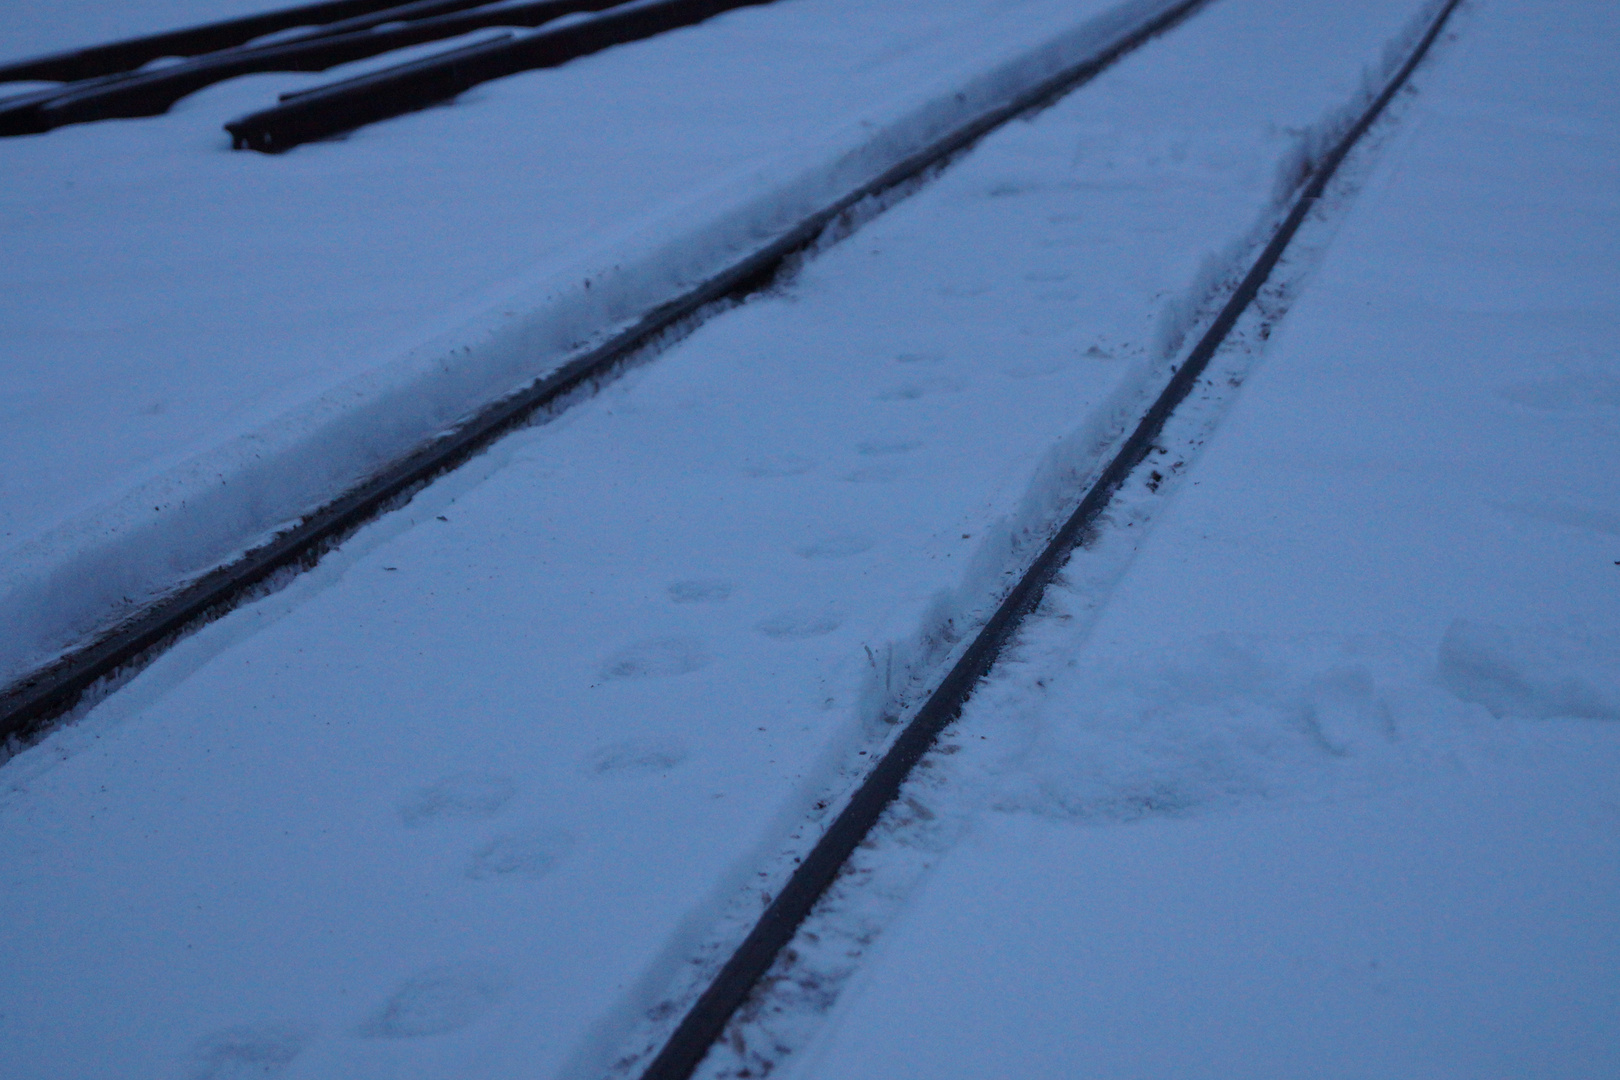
631 1 1464 1077
0 0 1207 747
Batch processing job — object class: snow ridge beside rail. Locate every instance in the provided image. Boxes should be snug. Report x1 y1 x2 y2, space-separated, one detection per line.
849 0 1459 756
0 0 1193 692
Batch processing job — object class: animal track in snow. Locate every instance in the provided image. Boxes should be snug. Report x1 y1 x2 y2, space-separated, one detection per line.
842 464 901 483
668 578 732 603
856 439 923 456
796 535 873 560
587 739 687 776
358 963 509 1038
756 608 845 640
600 638 708 680
938 281 994 298
875 377 960 402
186 1023 308 1080
465 827 573 881
398 772 516 827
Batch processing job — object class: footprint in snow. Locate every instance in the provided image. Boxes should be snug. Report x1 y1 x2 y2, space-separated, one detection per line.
186 1023 309 1080
588 739 687 776
600 638 709 679
741 453 817 478
358 963 509 1038
842 464 900 483
985 179 1041 198
668 579 732 603
875 377 960 402
796 535 872 560
1002 358 1067 380
857 439 923 456
465 827 573 881
757 608 845 640
398 772 516 828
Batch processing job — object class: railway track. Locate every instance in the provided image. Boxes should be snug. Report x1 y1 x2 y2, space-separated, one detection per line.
0 0 497 83
629 0 1463 1075
0 1 1471 1076
223 0 780 151
0 0 1207 746
1 0 723 138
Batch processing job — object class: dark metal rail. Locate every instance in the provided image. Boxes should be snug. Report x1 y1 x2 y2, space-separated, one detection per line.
223 0 775 151
631 1 1465 1077
0 0 634 135
0 0 486 84
0 0 1209 752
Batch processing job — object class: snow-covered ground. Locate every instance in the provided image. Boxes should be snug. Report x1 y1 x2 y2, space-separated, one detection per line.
793 2 1620 1077
0 0 1188 688
0 1 1484 1078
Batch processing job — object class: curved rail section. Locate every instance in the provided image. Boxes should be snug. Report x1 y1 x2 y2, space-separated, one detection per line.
0 0 1208 748
631 1 1464 1076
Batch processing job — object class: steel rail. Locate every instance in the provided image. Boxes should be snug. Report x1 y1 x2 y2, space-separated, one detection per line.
0 0 635 136
0 0 480 84
0 0 1208 752
631 1 1465 1077
222 0 773 152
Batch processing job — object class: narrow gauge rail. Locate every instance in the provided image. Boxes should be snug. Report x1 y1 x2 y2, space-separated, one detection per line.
0 0 495 83
0 0 1207 746
0 0 639 135
632 0 1464 1076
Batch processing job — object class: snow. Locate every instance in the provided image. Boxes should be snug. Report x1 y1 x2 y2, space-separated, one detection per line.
0 1 1472 1077
791 1 1620 1076
0 0 1188 688
803 739 1620 1079
1441 618 1620 722
3 0 1614 1076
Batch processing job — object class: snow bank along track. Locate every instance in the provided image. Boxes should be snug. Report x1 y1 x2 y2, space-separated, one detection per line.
0 0 1207 745
632 1 1463 1076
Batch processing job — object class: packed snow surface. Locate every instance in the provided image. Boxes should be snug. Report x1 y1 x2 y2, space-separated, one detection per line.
0 0 1189 686
0 1 1461 1078
799 1 1620 1076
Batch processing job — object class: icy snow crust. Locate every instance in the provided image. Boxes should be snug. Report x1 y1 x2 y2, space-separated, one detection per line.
797 1 1620 1076
0 0 1192 688
0 1 1453 1078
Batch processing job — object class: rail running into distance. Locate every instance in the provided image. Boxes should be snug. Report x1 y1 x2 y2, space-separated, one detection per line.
0 0 1209 746
631 0 1464 1075
0 0 765 142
